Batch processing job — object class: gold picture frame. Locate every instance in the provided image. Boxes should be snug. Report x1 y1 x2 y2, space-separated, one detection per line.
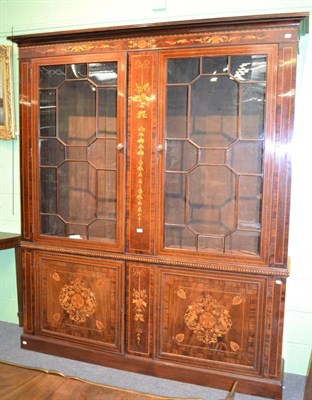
0 45 15 140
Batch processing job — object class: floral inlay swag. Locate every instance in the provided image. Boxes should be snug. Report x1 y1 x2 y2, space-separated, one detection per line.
131 268 148 345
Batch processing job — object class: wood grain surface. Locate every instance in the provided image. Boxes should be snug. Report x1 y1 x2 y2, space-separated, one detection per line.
0 361 203 400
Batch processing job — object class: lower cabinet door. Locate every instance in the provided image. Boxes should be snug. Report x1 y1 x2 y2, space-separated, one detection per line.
156 267 267 375
35 251 124 353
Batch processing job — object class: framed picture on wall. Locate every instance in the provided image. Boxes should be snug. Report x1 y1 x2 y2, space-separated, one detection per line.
0 45 15 140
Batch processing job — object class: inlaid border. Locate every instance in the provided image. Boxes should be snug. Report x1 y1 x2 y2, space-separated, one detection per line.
18 26 299 59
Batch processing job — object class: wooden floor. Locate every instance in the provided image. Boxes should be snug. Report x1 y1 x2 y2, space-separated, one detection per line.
0 361 204 400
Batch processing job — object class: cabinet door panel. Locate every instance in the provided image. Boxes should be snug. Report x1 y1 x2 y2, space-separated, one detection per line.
35 252 124 353
157 46 277 264
35 53 126 251
157 267 266 374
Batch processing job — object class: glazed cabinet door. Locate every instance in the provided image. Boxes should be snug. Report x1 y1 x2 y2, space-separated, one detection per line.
33 252 124 353
32 53 126 251
157 45 277 264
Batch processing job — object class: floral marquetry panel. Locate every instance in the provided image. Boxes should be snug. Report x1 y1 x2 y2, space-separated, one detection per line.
35 252 124 352
126 263 154 356
126 52 157 254
157 267 266 374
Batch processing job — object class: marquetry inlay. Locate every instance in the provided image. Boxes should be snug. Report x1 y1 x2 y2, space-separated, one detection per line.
131 268 148 345
184 294 233 345
59 278 97 324
130 60 156 227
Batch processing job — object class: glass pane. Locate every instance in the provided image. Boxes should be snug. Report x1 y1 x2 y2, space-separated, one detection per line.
58 161 96 224
199 149 226 164
166 140 197 171
238 176 262 230
66 224 87 239
40 139 65 166
167 58 200 83
165 173 186 224
40 168 57 214
58 81 96 145
189 166 235 235
39 90 56 137
39 65 65 88
66 63 87 79
165 226 197 250
89 139 117 169
228 141 263 174
225 231 260 256
241 83 266 139
41 215 65 236
97 170 117 219
98 88 117 137
230 55 267 81
202 57 228 74
66 146 88 160
89 62 117 85
166 86 188 138
40 89 56 106
89 220 116 242
198 236 224 253
190 76 238 147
